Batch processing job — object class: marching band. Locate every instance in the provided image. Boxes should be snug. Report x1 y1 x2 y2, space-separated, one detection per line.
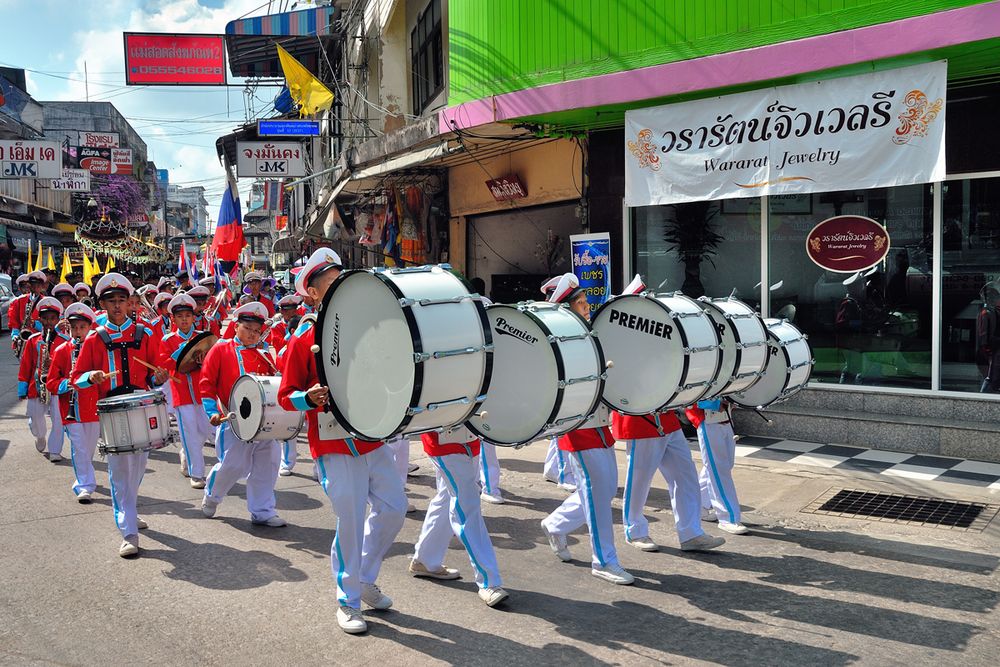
10 247 812 635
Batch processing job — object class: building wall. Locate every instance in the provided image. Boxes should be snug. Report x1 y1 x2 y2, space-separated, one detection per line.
447 0 986 105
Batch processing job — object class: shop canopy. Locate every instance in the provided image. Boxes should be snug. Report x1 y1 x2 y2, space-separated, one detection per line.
225 5 340 79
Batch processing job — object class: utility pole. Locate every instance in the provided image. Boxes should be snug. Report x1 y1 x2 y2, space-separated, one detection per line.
84 61 89 102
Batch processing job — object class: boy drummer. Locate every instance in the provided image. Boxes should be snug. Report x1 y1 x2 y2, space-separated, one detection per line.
71 273 168 558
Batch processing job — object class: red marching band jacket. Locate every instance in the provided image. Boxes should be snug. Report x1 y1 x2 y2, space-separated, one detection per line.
17 331 69 399
277 324 383 458
71 320 161 402
159 328 204 408
198 337 276 419
557 425 615 453
611 410 683 441
421 426 481 458
46 338 99 423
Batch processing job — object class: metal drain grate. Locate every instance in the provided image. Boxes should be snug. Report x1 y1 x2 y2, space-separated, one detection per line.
802 488 1000 531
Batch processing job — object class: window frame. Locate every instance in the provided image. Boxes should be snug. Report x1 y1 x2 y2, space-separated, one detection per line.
410 0 443 115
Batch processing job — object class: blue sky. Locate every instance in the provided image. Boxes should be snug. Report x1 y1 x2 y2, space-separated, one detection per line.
0 0 286 219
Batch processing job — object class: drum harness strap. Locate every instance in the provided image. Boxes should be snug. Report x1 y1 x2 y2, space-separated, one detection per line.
171 328 199 402
640 413 667 437
96 323 146 397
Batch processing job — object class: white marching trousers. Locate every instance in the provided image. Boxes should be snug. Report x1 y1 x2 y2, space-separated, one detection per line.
479 442 501 495
316 447 406 609
414 453 502 589
26 398 63 454
543 437 576 486
280 439 297 470
108 451 148 538
67 422 100 495
623 431 703 544
204 426 281 521
542 447 620 568
386 436 410 483
46 399 64 455
696 422 741 525
26 398 47 443
176 404 212 480
159 383 176 417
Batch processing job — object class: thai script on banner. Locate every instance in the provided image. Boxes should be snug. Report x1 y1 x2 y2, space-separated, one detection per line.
0 140 61 178
570 232 611 313
236 142 306 178
625 61 947 206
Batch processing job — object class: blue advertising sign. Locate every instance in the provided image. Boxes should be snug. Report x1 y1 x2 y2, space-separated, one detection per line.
570 232 612 313
257 120 321 137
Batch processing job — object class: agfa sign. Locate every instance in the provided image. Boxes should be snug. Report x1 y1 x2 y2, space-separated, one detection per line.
806 215 890 273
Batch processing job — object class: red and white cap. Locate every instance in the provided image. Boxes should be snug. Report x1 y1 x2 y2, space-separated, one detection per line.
198 276 215 287
15 274 29 285
539 276 560 296
233 302 268 323
27 270 46 282
52 282 75 297
547 273 582 304
95 272 134 299
244 271 264 282
295 248 343 297
167 293 196 314
156 276 173 290
623 274 646 296
153 292 172 310
34 296 64 316
278 294 302 308
187 286 210 299
64 302 96 324
74 282 91 295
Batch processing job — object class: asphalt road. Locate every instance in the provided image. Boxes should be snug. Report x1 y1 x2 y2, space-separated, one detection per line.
0 343 998 666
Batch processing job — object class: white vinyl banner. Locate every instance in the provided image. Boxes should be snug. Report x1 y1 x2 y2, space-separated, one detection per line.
625 61 947 207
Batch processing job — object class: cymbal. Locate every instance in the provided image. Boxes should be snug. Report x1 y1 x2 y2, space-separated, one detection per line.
177 332 218 374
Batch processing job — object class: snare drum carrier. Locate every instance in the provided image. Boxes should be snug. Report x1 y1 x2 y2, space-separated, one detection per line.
95 325 148 398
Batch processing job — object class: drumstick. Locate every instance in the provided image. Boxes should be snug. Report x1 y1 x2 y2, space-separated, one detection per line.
132 356 181 382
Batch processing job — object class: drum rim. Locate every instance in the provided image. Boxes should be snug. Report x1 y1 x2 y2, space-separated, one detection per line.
729 321 812 409
229 374 267 441
697 298 757 398
593 293 695 415
466 303 565 445
96 391 165 412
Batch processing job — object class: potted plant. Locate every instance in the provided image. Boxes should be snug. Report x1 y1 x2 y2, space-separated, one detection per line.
662 201 724 297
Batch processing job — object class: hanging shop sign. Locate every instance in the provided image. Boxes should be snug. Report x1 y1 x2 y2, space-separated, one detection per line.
257 119 321 137
625 61 947 207
806 215 890 273
49 168 91 191
0 140 61 178
79 131 120 148
76 147 133 174
123 33 226 86
485 175 527 202
570 232 612 313
236 142 306 178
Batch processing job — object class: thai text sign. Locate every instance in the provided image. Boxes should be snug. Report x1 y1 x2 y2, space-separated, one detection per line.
486 175 527 202
625 61 947 207
0 140 60 178
806 215 890 273
124 33 226 86
570 232 611 313
236 142 306 178
80 131 119 148
76 147 133 174
50 168 91 191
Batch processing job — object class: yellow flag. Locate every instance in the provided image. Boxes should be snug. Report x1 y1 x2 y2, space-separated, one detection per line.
107 255 116 272
276 44 334 117
60 249 72 283
34 242 43 272
26 243 32 275
46 248 56 271
82 253 93 286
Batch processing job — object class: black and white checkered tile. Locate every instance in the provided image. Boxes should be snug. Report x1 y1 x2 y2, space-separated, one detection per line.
727 436 1000 490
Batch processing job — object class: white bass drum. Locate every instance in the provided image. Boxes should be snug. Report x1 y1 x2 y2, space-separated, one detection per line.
730 319 813 409
698 296 769 397
229 374 304 442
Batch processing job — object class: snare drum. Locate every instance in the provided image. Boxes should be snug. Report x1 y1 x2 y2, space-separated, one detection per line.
730 319 813 409
699 296 769 396
592 292 721 415
467 302 605 446
318 266 492 441
97 390 171 455
229 374 304 442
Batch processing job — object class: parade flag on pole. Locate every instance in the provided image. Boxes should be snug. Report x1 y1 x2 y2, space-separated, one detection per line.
46 248 56 271
34 242 43 272
178 240 188 274
189 251 199 281
26 243 32 275
82 253 94 285
276 44 334 117
59 249 72 283
105 255 115 273
212 160 245 263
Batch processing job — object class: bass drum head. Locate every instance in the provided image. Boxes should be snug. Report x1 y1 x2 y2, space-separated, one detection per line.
467 305 559 445
730 327 786 409
318 270 416 440
700 300 738 393
591 294 685 415
229 375 264 441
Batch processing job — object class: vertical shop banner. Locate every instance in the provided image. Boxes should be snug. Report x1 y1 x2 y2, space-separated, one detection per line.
625 61 947 207
571 232 611 313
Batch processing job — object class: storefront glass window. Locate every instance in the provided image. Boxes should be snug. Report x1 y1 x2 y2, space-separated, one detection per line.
768 185 933 389
941 176 1000 394
633 198 761 306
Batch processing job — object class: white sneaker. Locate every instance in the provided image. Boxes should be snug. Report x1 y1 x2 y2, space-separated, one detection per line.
541 521 571 562
251 515 287 527
190 478 206 489
592 563 634 585
278 467 292 477
557 482 577 493
76 490 92 504
478 586 509 607
480 491 505 505
201 498 218 518
179 452 189 477
407 463 420 475
409 559 461 580
360 582 393 610
48 453 63 463
718 522 749 535
337 606 367 634
680 534 726 552
543 475 558 485
118 536 139 558
35 436 45 453
701 507 718 522
406 502 416 513
136 517 148 530
626 536 659 552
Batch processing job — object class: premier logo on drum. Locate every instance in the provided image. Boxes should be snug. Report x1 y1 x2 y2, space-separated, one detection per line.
607 309 673 339
330 313 341 367
493 317 538 345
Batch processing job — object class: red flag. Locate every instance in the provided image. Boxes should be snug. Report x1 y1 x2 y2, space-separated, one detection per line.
212 161 245 263
178 240 188 274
